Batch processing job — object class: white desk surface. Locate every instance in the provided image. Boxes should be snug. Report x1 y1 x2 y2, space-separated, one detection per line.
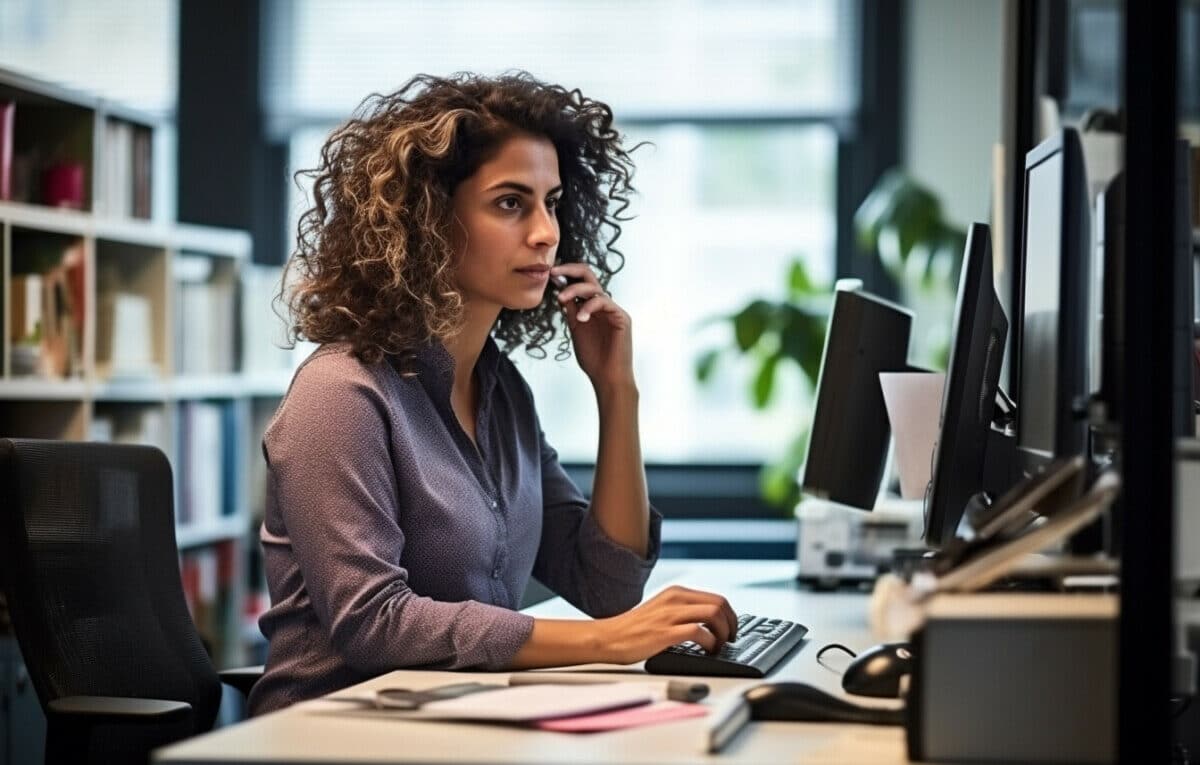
155 560 909 764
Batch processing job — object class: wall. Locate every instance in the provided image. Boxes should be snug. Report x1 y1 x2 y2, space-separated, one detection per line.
903 0 1006 229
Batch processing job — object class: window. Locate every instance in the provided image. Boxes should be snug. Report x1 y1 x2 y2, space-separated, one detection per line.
269 0 857 464
0 0 177 115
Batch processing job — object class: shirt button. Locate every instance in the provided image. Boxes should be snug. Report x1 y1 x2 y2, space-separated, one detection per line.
491 500 498 508
492 568 500 579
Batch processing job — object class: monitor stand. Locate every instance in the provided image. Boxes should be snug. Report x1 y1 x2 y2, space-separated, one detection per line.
981 388 1019 498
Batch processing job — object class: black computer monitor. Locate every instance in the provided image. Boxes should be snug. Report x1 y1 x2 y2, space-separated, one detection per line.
1015 128 1091 475
924 223 1009 547
801 285 912 510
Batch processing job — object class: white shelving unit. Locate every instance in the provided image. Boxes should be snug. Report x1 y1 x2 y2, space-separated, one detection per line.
0 68 292 667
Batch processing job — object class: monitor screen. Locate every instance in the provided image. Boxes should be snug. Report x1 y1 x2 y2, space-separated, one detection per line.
924 222 1009 546
1017 152 1063 460
1015 128 1090 474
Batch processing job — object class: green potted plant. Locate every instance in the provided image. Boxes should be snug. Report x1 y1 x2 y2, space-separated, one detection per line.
693 257 830 511
854 169 967 368
694 170 965 511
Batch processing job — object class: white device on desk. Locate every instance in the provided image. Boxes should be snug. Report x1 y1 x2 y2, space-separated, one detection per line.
795 495 924 587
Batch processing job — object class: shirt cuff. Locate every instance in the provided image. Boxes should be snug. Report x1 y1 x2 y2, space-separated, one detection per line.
577 505 663 587
461 602 535 669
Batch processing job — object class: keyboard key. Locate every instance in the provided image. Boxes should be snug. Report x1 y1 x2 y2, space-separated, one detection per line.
645 613 809 678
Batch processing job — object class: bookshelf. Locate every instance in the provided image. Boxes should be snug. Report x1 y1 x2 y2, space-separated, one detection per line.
0 69 293 668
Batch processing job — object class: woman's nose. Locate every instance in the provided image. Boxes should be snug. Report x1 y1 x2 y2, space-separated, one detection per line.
528 205 559 249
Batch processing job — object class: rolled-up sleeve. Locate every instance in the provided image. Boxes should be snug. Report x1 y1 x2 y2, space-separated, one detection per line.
531 431 662 617
265 366 534 674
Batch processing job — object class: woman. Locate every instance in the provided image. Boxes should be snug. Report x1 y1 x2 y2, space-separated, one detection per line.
248 72 736 715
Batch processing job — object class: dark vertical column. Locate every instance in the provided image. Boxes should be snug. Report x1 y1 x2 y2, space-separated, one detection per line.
835 0 903 299
1007 0 1037 394
177 0 285 264
1119 0 1178 761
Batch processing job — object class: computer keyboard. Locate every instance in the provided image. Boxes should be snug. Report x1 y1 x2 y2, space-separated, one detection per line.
644 613 809 678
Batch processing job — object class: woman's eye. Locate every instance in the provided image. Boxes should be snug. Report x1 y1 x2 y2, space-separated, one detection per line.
497 196 521 211
547 196 561 212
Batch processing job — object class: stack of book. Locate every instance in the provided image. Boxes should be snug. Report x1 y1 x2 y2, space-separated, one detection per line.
177 401 236 525
100 118 152 218
8 239 86 378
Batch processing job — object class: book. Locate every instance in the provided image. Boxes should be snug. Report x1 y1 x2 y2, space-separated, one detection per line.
132 126 152 219
0 101 12 201
100 291 155 377
178 401 225 525
102 118 134 217
9 273 43 344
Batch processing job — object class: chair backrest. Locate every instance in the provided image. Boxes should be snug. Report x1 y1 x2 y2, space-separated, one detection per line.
0 439 221 733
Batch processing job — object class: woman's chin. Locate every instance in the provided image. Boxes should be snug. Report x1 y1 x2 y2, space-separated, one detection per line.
504 294 549 312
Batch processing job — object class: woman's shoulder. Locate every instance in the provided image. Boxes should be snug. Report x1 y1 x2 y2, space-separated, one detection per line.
285 342 399 403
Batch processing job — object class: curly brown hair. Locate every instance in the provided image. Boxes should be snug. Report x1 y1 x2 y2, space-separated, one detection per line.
280 71 640 366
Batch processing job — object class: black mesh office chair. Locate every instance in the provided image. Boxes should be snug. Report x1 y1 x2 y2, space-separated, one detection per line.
0 438 261 765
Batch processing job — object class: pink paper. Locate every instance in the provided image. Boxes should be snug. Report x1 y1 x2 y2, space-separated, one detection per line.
533 701 707 733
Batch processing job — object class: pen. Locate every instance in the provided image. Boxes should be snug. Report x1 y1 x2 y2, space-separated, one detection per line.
706 694 751 754
506 672 709 703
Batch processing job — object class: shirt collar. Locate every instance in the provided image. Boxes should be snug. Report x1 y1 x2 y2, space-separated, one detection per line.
401 335 504 398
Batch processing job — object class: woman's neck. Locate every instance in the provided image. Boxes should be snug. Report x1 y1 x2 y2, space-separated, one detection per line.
443 302 500 400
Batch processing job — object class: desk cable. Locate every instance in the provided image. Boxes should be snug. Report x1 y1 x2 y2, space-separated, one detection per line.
815 642 857 671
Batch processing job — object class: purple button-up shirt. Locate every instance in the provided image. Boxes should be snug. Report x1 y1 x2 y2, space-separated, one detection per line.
247 339 661 715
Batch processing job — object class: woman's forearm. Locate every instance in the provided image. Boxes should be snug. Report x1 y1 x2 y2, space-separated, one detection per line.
508 618 608 669
588 381 650 557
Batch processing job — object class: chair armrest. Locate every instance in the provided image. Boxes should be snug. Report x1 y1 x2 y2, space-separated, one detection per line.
219 664 264 697
47 695 192 725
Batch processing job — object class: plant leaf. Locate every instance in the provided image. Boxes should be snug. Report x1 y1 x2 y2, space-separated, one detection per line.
694 348 722 383
752 353 780 408
853 169 908 253
759 428 812 510
787 258 815 298
890 184 941 264
732 299 772 351
777 303 829 387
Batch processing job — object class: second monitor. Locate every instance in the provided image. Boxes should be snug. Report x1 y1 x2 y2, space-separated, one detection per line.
924 222 1012 546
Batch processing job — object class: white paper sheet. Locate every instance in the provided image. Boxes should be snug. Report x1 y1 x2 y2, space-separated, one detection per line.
879 372 946 500
321 682 658 723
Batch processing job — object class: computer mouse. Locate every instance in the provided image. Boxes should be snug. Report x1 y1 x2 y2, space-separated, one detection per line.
841 642 913 698
743 682 903 725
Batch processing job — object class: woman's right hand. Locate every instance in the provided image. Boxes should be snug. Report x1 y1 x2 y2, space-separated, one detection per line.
593 585 738 665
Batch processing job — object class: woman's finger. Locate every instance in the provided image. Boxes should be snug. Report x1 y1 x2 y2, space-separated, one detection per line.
670 604 732 644
664 587 738 641
554 281 607 305
680 624 719 654
573 294 617 323
551 262 602 287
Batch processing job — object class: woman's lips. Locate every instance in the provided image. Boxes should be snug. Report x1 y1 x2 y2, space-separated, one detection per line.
516 267 550 282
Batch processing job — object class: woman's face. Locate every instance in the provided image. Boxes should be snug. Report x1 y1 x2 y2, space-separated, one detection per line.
450 133 562 314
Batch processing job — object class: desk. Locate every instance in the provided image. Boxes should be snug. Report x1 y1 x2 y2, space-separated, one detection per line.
154 560 909 764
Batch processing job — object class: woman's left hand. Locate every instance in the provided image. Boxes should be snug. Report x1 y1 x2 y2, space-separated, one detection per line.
551 263 634 391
